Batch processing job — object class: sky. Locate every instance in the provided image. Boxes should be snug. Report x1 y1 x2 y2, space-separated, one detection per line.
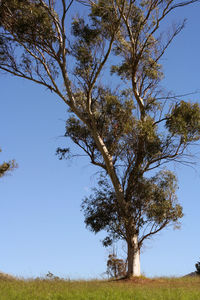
0 2 200 279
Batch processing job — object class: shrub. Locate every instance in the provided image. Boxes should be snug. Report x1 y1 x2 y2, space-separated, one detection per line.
106 253 127 279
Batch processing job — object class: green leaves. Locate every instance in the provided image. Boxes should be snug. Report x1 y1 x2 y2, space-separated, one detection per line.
166 101 200 142
0 0 56 46
72 18 100 45
146 170 183 224
82 169 183 247
90 0 119 33
94 88 134 144
60 87 135 158
81 176 126 246
71 17 101 83
82 182 116 231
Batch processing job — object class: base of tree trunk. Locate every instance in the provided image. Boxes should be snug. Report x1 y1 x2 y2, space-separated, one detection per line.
127 235 141 277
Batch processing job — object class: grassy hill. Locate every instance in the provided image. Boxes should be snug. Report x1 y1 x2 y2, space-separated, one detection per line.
0 275 200 299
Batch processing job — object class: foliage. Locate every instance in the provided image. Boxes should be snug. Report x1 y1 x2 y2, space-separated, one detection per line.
0 0 55 45
0 148 16 178
106 253 127 279
82 171 183 248
166 101 200 142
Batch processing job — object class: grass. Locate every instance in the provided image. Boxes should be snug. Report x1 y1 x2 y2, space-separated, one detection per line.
0 275 200 299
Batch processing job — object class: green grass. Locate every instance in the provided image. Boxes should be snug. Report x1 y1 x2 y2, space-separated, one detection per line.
0 276 200 299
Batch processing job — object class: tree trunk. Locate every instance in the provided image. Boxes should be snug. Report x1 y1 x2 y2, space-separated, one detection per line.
127 235 141 277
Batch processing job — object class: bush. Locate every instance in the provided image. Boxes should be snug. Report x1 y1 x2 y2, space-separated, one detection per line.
106 253 127 279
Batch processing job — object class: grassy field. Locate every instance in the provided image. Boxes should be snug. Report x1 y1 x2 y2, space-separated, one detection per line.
0 275 200 299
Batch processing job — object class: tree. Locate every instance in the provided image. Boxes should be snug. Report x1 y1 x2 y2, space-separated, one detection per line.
0 0 200 277
0 148 16 178
106 252 127 279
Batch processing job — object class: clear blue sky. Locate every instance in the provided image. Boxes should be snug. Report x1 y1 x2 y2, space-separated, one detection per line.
0 2 200 279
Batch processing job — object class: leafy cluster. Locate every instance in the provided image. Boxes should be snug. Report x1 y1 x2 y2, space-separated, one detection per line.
71 18 101 82
0 0 59 85
0 148 16 178
0 0 55 46
57 87 134 163
82 170 183 247
81 178 120 246
106 253 127 279
166 101 200 142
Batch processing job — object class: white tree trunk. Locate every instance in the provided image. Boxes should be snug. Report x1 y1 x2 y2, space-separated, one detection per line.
132 237 141 277
127 235 141 277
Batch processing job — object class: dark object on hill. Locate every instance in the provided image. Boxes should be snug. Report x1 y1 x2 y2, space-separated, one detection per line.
45 271 60 280
195 260 200 274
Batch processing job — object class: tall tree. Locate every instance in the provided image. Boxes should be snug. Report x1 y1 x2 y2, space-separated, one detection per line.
0 0 200 277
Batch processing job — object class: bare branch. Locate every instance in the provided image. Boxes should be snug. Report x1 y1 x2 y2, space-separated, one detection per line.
139 220 169 246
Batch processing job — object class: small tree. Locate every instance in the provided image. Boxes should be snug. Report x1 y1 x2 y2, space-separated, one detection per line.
0 0 200 277
106 252 127 279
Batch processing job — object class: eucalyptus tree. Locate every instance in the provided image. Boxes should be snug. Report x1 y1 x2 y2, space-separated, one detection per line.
0 0 200 277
